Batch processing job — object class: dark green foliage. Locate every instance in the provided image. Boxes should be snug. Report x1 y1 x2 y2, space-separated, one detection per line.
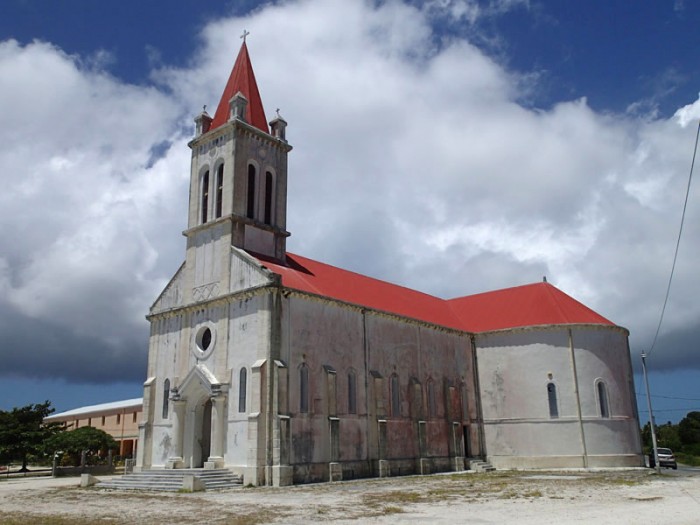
47 426 118 466
678 411 700 445
657 421 682 450
640 411 700 464
0 401 64 470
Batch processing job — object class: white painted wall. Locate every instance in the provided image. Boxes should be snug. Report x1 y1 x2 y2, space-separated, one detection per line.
476 326 643 468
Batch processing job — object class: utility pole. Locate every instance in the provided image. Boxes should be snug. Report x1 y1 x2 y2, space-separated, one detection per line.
641 353 660 474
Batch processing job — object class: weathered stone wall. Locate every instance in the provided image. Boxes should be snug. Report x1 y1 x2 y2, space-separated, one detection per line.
475 325 643 469
277 293 478 482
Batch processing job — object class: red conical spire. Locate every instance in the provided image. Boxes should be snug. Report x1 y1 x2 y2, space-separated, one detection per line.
209 41 269 134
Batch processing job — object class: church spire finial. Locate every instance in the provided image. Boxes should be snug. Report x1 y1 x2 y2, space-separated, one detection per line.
209 34 269 133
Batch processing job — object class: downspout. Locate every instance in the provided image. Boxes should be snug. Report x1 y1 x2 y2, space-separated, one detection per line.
265 286 282 485
470 334 487 459
568 329 588 467
361 309 371 470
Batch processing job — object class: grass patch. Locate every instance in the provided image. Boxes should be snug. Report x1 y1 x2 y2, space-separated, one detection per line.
222 510 289 525
676 453 700 467
0 514 124 525
362 490 424 507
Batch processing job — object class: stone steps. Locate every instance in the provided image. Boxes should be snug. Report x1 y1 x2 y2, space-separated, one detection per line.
468 460 496 472
97 468 243 492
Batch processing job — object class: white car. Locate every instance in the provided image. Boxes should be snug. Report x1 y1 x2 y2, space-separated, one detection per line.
654 448 678 469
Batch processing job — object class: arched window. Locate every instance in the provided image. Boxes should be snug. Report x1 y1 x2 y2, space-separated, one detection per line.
201 170 210 224
246 164 256 219
215 164 224 219
427 379 437 418
547 382 559 418
390 374 401 417
238 367 247 413
300 364 309 414
264 171 273 225
597 380 610 418
162 378 170 419
348 370 357 415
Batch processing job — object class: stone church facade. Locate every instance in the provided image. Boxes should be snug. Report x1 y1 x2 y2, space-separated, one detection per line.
136 42 643 485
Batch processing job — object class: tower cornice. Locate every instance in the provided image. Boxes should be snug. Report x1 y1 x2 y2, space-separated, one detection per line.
188 117 292 153
181 212 291 239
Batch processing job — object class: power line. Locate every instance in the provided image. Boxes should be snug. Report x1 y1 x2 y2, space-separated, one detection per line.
647 120 699 357
638 407 700 414
635 392 700 402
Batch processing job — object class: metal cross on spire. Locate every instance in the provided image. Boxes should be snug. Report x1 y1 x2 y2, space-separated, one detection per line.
241 29 250 42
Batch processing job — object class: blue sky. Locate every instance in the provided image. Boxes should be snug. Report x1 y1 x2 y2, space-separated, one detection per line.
1 0 698 425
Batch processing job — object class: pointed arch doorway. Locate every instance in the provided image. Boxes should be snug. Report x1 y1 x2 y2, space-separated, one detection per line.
166 365 228 470
191 397 213 468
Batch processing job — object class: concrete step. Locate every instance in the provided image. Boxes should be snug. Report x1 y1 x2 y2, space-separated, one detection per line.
98 468 243 492
468 460 496 473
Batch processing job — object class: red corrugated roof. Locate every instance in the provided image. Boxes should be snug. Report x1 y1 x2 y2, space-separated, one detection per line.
210 42 269 134
255 252 615 333
447 282 614 332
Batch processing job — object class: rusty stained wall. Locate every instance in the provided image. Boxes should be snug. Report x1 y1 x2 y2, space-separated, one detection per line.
278 293 477 472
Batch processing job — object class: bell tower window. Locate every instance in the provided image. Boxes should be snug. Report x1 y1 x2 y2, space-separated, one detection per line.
264 171 273 225
201 170 210 224
215 164 224 219
247 164 256 219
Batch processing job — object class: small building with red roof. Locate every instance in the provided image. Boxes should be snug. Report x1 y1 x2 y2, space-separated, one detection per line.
135 40 643 484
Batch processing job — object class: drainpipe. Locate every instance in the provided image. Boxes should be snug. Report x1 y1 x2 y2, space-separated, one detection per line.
470 335 486 459
568 329 588 468
265 289 279 485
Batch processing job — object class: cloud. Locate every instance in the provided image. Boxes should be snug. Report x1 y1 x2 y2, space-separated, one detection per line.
1 0 698 387
0 39 189 381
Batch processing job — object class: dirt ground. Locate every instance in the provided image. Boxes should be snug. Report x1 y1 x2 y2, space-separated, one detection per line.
1 469 699 524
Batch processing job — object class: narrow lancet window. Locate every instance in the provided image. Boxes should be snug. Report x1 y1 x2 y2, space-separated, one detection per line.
264 171 273 225
247 164 256 219
300 364 309 413
547 382 559 418
215 164 224 218
461 383 469 421
597 381 610 418
391 374 400 417
239 367 247 413
162 378 170 419
427 380 437 418
348 370 357 414
201 170 210 223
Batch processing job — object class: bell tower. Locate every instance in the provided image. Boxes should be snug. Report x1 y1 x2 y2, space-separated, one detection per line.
185 40 292 266
179 39 291 303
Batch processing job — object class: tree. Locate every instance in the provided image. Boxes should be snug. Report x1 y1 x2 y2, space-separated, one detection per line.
657 421 682 451
0 401 64 471
47 426 118 466
678 412 700 446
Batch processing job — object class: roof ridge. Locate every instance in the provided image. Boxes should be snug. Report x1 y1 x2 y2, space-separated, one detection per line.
286 252 446 301
254 251 615 333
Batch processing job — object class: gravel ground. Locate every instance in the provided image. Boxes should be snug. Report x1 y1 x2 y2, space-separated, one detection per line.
1 469 699 524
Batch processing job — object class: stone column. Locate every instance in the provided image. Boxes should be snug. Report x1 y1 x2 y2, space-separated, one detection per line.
205 394 226 469
166 399 186 469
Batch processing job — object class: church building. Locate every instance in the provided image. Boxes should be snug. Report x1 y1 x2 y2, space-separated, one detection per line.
135 41 644 485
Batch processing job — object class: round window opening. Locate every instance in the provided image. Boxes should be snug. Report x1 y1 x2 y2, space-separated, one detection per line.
196 327 214 352
201 328 212 350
